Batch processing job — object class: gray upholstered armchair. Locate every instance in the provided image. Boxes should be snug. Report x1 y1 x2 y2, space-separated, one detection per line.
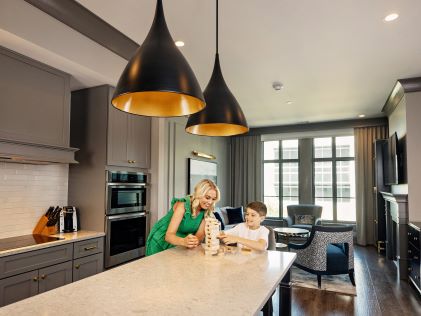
284 204 323 230
289 225 355 288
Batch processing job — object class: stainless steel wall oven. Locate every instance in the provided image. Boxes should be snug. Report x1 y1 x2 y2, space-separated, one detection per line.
105 171 149 268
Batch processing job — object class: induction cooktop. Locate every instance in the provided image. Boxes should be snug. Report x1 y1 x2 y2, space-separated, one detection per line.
0 234 63 252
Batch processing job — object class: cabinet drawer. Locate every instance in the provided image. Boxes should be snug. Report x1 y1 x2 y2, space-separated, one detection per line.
73 237 103 259
73 253 104 282
408 225 420 248
0 244 73 279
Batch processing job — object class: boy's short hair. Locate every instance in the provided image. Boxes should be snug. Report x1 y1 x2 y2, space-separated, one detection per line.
246 201 267 217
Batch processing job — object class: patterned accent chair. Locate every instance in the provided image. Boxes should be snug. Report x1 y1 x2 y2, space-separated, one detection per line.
289 225 355 288
284 204 323 230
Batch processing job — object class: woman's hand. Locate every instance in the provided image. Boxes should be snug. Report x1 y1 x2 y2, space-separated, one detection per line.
219 234 238 245
183 234 199 248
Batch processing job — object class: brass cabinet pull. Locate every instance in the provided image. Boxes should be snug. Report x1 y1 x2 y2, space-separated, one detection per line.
84 246 97 251
33 276 38 282
127 160 137 164
75 264 80 269
40 274 47 280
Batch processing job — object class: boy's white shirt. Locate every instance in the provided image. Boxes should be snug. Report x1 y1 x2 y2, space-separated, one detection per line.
224 223 269 250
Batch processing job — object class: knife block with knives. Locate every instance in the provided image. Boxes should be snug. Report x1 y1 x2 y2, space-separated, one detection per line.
33 206 61 235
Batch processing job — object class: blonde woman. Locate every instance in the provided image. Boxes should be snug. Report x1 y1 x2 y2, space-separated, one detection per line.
145 179 220 256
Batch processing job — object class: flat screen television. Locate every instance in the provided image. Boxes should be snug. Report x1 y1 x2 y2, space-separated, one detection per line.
384 132 399 185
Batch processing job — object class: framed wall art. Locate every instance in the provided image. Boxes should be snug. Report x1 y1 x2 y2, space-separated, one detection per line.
187 158 217 194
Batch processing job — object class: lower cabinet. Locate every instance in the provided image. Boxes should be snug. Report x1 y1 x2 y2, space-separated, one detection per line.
0 261 72 306
0 237 104 307
73 253 103 282
0 271 38 307
38 261 73 294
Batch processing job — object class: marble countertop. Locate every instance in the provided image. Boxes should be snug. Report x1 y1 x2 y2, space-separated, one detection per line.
0 247 296 316
0 230 105 258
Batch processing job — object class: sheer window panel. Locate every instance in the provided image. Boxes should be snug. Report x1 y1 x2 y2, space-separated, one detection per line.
314 137 332 158
264 141 279 160
336 136 354 158
264 163 279 196
314 161 332 197
282 139 298 159
315 197 333 220
264 196 280 217
336 161 355 197
282 197 299 215
282 185 299 196
337 198 356 221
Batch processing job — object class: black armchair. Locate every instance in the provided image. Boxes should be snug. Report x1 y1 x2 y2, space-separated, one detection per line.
289 225 355 288
284 204 323 230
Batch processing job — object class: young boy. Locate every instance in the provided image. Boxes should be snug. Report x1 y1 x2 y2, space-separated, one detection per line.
219 201 269 251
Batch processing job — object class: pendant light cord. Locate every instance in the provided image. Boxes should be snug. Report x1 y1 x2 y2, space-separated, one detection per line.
216 0 219 54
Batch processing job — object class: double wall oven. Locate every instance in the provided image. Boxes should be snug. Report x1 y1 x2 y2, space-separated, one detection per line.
105 171 149 268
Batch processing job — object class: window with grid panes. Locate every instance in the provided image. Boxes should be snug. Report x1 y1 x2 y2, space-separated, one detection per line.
313 136 355 222
263 140 299 217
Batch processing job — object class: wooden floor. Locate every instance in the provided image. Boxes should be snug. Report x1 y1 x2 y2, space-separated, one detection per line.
270 246 421 315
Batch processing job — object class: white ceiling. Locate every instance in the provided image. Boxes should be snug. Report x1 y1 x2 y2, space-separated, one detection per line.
1 0 421 128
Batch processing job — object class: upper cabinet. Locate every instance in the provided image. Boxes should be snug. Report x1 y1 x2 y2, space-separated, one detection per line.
107 104 151 169
0 46 77 164
71 85 151 170
0 46 70 147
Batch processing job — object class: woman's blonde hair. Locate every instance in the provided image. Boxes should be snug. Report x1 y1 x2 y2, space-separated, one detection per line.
191 179 220 215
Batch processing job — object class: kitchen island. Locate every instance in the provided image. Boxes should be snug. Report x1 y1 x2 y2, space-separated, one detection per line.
0 246 295 315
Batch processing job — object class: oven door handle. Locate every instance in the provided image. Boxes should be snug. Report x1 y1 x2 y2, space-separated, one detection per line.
107 183 148 187
107 212 148 220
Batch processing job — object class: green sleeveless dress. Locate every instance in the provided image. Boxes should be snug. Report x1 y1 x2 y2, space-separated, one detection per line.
145 196 205 256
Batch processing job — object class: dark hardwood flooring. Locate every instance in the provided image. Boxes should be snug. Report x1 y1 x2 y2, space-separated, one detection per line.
270 246 421 315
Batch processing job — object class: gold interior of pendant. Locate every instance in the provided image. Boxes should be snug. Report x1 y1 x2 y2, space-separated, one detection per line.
112 91 205 117
185 123 249 136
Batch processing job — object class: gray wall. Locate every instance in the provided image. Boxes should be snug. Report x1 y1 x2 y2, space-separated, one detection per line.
166 118 231 210
405 92 421 221
388 92 421 221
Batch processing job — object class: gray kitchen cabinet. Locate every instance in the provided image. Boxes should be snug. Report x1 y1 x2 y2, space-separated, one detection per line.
127 114 151 169
0 271 38 307
0 244 73 279
71 85 151 170
0 45 71 148
73 253 104 282
73 237 104 259
0 237 105 307
38 261 73 294
107 92 151 169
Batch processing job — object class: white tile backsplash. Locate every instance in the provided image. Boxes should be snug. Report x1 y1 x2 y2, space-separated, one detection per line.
0 162 68 239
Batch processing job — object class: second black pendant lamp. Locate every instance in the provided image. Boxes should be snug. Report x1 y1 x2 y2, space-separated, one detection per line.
112 0 205 117
185 0 249 136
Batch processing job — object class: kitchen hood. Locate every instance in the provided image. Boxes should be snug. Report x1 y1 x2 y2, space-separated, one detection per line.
0 138 78 164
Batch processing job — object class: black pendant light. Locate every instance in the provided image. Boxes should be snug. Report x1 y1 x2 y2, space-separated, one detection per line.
185 0 248 136
112 0 205 117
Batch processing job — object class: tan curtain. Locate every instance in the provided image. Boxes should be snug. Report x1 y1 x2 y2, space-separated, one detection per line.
355 125 388 246
230 135 262 207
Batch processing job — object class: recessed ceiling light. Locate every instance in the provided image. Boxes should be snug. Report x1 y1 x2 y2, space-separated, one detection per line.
272 81 283 91
358 114 366 118
286 101 293 105
175 41 185 47
384 13 399 22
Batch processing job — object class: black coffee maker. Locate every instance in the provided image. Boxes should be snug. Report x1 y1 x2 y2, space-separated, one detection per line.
58 206 80 233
